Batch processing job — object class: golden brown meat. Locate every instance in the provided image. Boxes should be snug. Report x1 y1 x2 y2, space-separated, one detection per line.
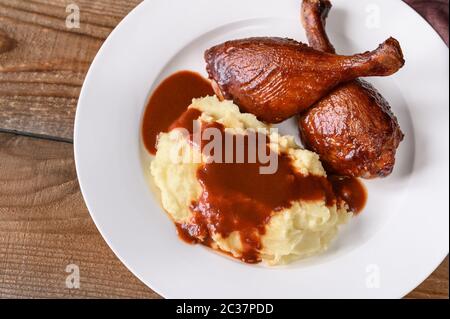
205 37 405 123
298 0 404 178
300 80 404 178
301 0 335 53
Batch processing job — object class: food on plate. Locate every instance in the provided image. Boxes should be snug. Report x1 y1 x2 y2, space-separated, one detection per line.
205 36 405 123
299 79 404 178
298 0 404 178
301 0 335 54
142 71 214 154
150 96 352 265
141 0 406 265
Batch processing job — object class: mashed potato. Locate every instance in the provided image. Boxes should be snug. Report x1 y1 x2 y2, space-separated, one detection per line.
151 96 351 265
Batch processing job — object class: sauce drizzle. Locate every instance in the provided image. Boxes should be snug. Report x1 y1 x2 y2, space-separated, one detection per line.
181 120 337 263
329 176 367 214
141 70 214 154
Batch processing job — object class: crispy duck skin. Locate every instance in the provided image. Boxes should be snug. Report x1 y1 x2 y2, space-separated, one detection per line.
205 36 404 123
298 0 404 178
301 0 335 53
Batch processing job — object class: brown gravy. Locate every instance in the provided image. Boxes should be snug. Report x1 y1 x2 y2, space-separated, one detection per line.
141 70 214 154
143 71 368 263
329 176 367 214
179 120 336 263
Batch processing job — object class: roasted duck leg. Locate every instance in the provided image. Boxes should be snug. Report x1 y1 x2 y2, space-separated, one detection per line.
205 36 404 123
298 0 404 178
301 0 335 53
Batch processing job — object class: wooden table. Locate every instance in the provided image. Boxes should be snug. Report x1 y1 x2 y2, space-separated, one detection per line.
0 0 448 299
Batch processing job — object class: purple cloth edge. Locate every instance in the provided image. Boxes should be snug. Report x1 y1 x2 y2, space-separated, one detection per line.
404 0 449 46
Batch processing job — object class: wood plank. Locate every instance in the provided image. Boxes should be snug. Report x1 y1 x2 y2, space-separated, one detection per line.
0 0 141 140
407 257 449 299
0 132 159 298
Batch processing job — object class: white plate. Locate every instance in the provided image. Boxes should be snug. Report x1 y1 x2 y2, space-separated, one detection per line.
74 0 449 298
